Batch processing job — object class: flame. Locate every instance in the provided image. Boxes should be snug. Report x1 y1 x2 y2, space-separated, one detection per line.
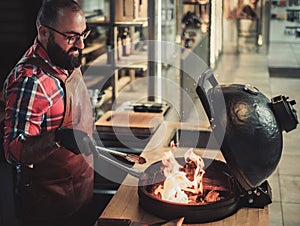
154 148 206 204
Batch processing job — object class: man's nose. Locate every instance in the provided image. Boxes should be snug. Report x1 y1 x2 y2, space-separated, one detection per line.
74 36 85 49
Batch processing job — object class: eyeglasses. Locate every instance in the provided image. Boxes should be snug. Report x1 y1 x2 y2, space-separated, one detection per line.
43 25 91 45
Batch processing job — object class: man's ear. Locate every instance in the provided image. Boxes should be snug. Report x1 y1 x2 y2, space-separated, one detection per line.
38 25 48 38
37 25 49 49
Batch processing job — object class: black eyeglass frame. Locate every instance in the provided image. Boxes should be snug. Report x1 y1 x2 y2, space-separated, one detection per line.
43 25 91 45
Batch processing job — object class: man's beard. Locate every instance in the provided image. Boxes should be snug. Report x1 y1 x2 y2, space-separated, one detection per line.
47 36 82 70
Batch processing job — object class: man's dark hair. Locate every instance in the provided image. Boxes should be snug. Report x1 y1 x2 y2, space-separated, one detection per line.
36 0 82 28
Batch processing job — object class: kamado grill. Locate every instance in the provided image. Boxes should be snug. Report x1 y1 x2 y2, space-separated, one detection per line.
97 70 298 224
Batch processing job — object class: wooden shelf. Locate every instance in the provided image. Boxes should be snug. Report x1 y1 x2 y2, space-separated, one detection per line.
83 43 105 55
114 20 148 27
87 21 110 26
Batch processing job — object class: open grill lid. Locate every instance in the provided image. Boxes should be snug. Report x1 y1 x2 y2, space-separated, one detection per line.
196 70 298 191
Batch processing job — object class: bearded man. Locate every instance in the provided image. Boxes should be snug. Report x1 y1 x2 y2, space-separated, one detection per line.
3 0 99 225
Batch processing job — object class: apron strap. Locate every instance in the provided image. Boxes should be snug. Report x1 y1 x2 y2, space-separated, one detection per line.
17 57 68 127
17 57 66 83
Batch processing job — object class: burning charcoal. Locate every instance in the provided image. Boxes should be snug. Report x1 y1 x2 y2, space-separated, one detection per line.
204 190 220 202
184 161 197 181
188 195 198 203
196 194 204 203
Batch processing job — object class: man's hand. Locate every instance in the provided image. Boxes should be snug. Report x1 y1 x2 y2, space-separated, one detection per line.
55 128 95 155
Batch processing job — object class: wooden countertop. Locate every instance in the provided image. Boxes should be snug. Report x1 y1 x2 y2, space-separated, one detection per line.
97 121 270 226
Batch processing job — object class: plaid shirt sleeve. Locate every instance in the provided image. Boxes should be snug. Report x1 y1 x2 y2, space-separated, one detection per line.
4 64 65 163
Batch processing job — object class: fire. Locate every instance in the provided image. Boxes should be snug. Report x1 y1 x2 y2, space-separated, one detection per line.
154 148 207 204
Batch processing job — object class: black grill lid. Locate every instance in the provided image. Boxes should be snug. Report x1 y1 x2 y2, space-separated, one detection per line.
196 70 298 191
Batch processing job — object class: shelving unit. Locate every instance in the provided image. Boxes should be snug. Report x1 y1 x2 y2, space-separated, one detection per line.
81 0 219 124
82 0 149 111
270 0 300 42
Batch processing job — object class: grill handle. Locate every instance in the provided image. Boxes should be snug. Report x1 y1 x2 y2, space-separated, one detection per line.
238 180 272 208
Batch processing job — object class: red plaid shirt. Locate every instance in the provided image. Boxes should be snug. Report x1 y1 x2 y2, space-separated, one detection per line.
3 38 69 163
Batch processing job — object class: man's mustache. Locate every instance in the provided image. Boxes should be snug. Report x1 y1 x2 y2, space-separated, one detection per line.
68 48 82 54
